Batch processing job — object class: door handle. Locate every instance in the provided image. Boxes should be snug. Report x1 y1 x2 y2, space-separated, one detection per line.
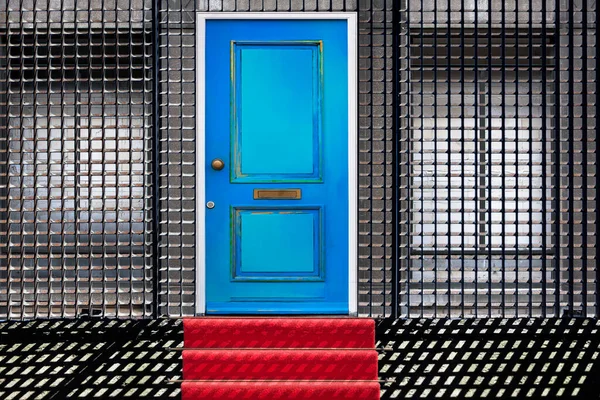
211 158 225 171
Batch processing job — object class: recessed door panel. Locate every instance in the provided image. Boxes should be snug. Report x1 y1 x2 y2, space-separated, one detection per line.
234 208 322 280
205 19 349 314
233 42 322 181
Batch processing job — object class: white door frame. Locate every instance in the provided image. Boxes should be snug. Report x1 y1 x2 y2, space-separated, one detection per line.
195 12 358 315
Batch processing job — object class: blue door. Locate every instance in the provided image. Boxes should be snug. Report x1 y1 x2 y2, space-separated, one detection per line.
204 18 350 314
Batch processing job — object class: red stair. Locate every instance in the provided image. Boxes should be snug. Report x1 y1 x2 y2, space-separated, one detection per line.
181 318 379 400
181 381 381 399
183 318 375 348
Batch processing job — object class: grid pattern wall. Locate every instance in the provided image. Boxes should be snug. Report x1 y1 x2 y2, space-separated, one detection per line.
158 0 396 317
397 0 599 317
0 2 154 319
157 0 196 317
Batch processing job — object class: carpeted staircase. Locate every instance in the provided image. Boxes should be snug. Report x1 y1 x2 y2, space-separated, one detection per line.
181 318 380 399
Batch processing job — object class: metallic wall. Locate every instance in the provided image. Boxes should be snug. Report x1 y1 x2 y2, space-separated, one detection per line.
5 0 593 320
157 0 395 317
0 0 395 319
397 0 599 317
0 1 154 319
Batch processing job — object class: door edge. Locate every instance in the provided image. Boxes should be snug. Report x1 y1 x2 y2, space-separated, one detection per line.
195 12 358 316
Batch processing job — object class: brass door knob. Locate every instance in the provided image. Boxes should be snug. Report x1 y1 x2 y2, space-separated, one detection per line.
211 158 225 171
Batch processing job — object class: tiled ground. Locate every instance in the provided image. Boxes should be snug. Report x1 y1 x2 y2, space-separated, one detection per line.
0 319 183 399
377 319 600 399
1 318 599 399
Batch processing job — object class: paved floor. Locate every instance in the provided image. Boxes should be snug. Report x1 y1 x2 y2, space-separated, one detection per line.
1 318 599 399
0 319 183 399
377 318 600 399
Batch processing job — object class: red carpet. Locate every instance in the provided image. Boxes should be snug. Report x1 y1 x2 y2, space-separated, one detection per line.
182 349 378 380
181 382 381 400
181 318 379 399
183 318 375 348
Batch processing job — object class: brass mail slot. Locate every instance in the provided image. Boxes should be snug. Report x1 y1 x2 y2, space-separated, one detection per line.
253 189 302 200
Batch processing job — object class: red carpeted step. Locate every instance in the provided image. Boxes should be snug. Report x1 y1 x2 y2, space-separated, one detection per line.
181 381 381 400
182 349 379 381
183 318 375 348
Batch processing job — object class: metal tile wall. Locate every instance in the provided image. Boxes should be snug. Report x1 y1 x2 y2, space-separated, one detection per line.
0 1 154 319
157 0 396 317
397 0 598 317
0 0 394 320
2 0 595 320
156 0 197 318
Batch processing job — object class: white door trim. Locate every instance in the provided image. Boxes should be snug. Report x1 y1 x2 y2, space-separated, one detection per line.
196 12 358 315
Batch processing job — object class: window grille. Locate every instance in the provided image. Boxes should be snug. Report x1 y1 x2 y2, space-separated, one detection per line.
396 0 599 318
0 6 154 319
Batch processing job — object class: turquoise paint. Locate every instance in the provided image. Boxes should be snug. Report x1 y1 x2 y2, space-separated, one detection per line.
205 19 349 314
234 43 321 179
237 209 318 275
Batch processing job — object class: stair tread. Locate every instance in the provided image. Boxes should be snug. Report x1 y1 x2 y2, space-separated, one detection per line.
182 349 379 381
183 318 375 349
181 381 381 400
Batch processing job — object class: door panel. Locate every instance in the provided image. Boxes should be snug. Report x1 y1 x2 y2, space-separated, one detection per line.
205 19 349 314
233 42 322 180
233 208 322 280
